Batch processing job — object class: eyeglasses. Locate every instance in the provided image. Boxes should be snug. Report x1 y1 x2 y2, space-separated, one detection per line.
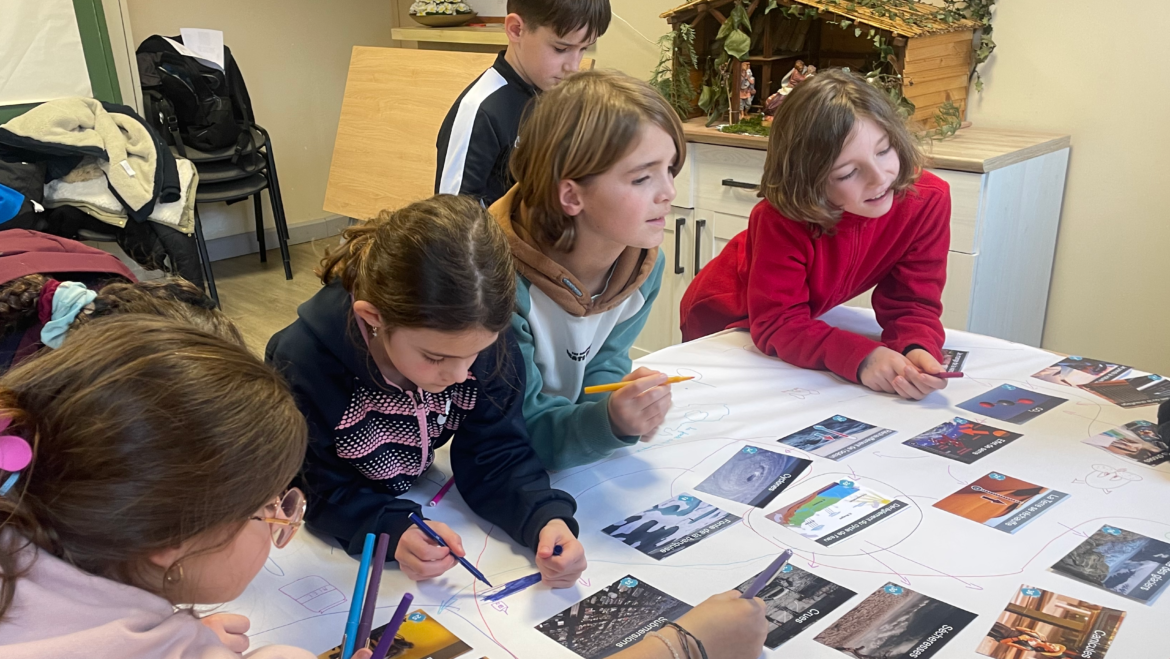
251 487 306 549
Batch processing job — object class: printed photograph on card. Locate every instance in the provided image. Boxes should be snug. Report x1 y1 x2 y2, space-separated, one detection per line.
941 349 968 373
776 415 896 460
933 472 1069 533
1033 356 1130 387
766 480 909 547
813 583 977 658
602 494 739 560
1080 374 1170 408
1083 420 1169 467
902 417 1022 464
976 585 1125 659
318 610 471 659
695 446 811 508
535 575 691 659
1051 526 1170 605
957 384 1067 424
734 563 856 649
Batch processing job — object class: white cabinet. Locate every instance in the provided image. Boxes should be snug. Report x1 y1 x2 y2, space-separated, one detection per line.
634 125 1071 356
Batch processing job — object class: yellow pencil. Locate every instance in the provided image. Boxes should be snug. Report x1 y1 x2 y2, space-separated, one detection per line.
583 375 695 395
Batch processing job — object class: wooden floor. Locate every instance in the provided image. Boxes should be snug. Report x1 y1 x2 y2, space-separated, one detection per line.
213 237 341 355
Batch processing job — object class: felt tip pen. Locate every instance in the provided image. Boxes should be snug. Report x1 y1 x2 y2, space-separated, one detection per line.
341 533 376 659
428 476 455 507
354 533 391 651
369 592 413 659
934 372 964 379
407 513 492 587
741 549 793 599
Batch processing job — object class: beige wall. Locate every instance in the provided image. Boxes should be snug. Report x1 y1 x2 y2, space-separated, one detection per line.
126 0 395 240
965 0 1169 374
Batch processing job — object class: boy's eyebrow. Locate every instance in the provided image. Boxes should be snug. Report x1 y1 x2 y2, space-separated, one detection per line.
556 37 597 48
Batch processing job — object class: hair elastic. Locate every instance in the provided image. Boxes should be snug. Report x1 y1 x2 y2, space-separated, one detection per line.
40 281 98 349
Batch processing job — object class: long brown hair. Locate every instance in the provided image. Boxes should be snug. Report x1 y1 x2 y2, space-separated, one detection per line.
0 316 306 618
760 68 924 234
0 275 242 348
509 69 687 253
317 194 515 335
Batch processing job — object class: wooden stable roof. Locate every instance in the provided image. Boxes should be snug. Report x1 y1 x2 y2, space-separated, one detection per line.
662 0 980 38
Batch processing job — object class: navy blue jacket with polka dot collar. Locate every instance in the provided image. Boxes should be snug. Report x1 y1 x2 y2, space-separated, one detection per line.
266 279 579 558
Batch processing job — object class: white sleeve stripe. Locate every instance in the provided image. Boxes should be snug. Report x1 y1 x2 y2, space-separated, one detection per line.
438 68 509 195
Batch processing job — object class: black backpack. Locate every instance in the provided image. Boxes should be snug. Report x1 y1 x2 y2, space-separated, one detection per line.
136 35 255 157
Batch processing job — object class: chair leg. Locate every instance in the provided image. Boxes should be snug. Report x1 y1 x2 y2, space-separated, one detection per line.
193 207 220 308
254 193 267 263
261 139 293 280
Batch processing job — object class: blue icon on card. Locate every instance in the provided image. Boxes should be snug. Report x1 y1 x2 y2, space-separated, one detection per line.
1152 375 1163 381
989 472 1006 481
1102 526 1122 536
884 585 904 595
1021 587 1042 597
620 577 639 588
839 480 855 488
833 415 847 422
1070 356 1083 360
679 495 694 503
407 612 426 623
1004 385 1017 390
781 564 793 573
743 446 758 454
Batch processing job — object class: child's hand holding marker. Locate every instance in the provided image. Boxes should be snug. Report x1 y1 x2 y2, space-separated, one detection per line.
605 367 676 440
394 519 464 581
535 519 587 588
859 347 949 401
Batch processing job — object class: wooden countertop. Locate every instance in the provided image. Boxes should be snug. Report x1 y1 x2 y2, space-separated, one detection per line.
682 117 1071 174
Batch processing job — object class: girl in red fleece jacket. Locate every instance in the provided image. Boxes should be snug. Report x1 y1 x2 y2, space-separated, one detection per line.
681 69 951 400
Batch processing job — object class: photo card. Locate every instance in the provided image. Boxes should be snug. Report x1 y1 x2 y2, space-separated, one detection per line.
1033 356 1130 387
813 583 977 658
941 349 968 373
601 494 740 560
766 479 909 547
318 609 471 659
734 563 856 648
777 415 897 460
695 446 811 508
957 384 1067 425
933 472 1069 533
1080 374 1170 409
1051 525 1170 605
1084 420 1169 467
903 417 1022 464
976 585 1125 659
535 575 691 659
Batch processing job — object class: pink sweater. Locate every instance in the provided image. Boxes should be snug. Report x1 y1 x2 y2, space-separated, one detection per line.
0 539 312 659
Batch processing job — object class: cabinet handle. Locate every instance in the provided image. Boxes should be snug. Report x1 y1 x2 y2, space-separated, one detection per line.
721 178 758 190
673 217 686 275
694 218 706 275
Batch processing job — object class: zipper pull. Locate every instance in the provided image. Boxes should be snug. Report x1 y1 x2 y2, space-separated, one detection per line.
437 398 451 425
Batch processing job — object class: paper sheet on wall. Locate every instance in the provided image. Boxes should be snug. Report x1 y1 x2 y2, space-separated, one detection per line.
0 0 93 105
178 28 225 71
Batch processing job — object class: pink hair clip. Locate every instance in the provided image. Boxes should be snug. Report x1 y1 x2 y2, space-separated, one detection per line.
0 416 32 496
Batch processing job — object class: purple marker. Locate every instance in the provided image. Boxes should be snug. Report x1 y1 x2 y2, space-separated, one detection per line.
369 593 414 659
354 533 390 650
741 549 793 599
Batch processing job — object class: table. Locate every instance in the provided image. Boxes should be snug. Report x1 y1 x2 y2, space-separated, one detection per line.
227 307 1166 658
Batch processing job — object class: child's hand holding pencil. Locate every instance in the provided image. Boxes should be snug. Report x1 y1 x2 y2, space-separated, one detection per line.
600 367 683 441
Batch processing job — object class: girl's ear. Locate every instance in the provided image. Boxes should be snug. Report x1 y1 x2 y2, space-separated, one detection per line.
148 544 185 571
352 300 384 331
558 180 585 217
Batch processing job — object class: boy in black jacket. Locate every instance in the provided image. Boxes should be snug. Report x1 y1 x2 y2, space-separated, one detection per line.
435 0 611 206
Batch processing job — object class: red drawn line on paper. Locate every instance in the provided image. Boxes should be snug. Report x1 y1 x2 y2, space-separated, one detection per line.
866 541 982 590
861 549 911 585
472 526 519 659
